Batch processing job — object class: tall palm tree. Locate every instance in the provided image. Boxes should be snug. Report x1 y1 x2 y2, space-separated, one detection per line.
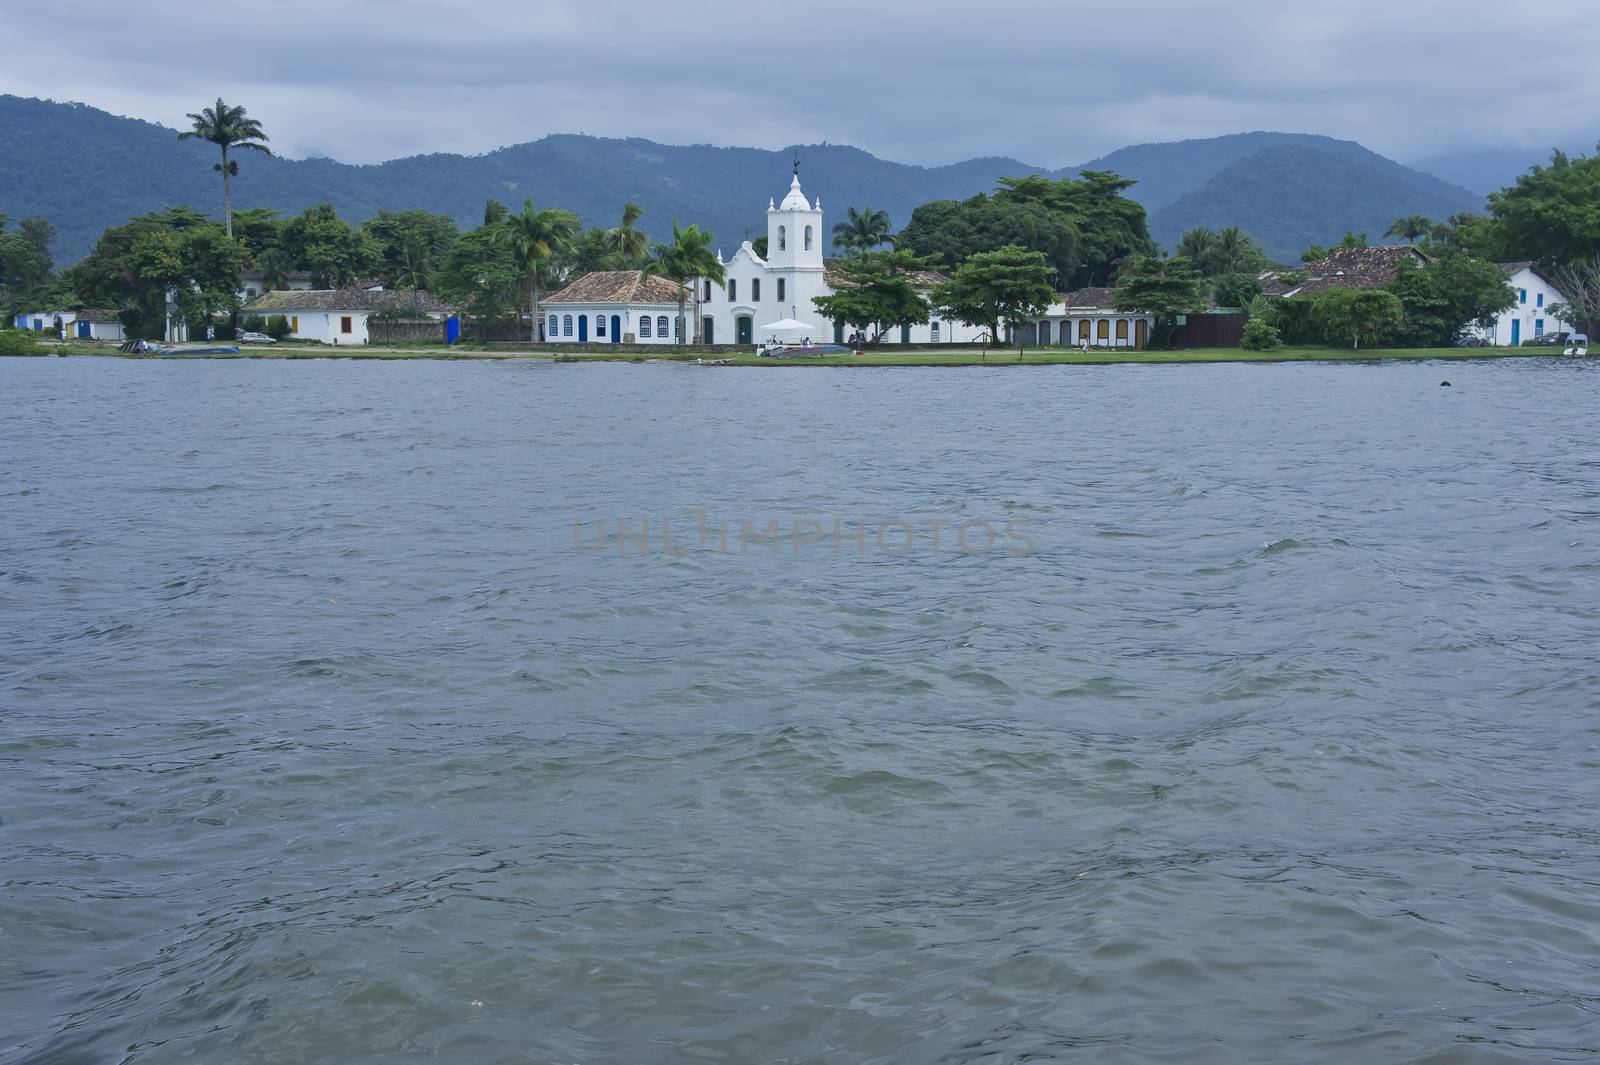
1385 214 1433 246
646 222 724 348
176 98 272 239
497 198 580 342
831 206 893 256
565 228 623 278
483 199 509 226
606 202 651 268
1213 226 1254 275
1177 227 1218 274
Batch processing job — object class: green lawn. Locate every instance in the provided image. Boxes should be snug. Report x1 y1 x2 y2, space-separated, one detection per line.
34 339 1556 367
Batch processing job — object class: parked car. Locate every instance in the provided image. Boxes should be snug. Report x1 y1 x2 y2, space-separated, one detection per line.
237 331 276 344
1521 331 1569 347
1451 334 1485 347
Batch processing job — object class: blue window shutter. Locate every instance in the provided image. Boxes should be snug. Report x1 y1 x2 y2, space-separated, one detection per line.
1519 289 1527 304
1537 293 1544 307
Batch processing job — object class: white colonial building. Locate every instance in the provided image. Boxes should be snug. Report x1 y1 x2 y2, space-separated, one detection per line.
1016 288 1154 348
243 287 453 345
541 271 687 344
1470 262 1576 346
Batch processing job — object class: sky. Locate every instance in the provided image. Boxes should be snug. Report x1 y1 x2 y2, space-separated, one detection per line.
2 0 1595 169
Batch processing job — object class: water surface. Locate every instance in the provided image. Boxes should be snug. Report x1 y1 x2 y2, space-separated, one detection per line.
3 356 1598 1063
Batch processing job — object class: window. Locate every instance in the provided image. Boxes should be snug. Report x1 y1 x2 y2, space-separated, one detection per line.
675 316 684 338
640 316 652 337
1535 319 1545 335
804 225 813 251
752 279 761 302
341 316 353 334
597 316 606 337
931 321 940 342
1097 320 1110 340
656 315 668 337
777 278 785 303
728 279 737 302
1537 292 1544 308
1519 289 1527 304
246 288 257 298
563 314 573 336
1115 320 1129 341
704 280 713 301
290 316 299 333
777 225 786 251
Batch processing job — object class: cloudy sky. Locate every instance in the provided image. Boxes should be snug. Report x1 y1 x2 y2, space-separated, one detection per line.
2 0 1594 167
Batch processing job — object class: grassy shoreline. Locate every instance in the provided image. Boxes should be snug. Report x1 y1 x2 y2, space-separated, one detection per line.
20 340 1562 367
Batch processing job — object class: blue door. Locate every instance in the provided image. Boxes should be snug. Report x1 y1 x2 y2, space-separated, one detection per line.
78 320 92 338
1511 320 1520 346
610 315 620 344
578 315 588 343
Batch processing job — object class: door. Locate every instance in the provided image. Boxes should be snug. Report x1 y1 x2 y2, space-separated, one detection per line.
610 315 620 344
703 317 714 344
901 324 911 344
834 320 844 344
1510 319 1520 346
1135 319 1148 348
737 316 752 345
578 315 588 343
78 320 92 338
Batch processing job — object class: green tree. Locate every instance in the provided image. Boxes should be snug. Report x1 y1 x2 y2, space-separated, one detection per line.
483 199 509 226
498 197 580 340
931 244 1055 355
435 225 521 318
994 171 1153 287
1211 272 1263 311
646 221 724 347
1387 252 1516 346
812 249 937 343
899 195 1079 288
832 206 894 256
1177 227 1217 270
176 98 272 238
563 227 623 279
1385 214 1433 245
361 209 460 289
605 202 651 268
69 215 244 338
1238 318 1281 350
1309 288 1404 348
280 204 378 287
1486 148 1600 265
1111 255 1205 349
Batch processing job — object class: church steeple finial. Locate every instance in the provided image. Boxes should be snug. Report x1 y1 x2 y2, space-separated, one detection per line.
792 152 800 177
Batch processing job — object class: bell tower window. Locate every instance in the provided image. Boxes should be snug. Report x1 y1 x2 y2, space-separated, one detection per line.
778 225 786 251
804 226 813 251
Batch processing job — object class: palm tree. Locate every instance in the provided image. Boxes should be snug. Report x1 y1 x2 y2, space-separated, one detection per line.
176 98 272 239
497 198 580 342
646 222 724 348
832 206 893 256
483 199 509 226
606 202 651 268
1177 227 1218 273
1385 214 1433 246
565 228 623 278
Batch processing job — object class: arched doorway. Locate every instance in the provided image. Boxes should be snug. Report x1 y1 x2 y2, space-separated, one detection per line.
1060 321 1072 346
1115 319 1128 346
1096 319 1110 343
611 314 621 344
1078 319 1091 343
578 315 588 343
737 316 753 345
703 317 715 344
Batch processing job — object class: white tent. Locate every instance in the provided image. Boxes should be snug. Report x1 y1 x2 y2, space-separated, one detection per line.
759 317 816 342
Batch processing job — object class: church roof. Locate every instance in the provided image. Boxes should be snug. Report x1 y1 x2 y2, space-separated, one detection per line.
777 174 814 212
544 270 685 305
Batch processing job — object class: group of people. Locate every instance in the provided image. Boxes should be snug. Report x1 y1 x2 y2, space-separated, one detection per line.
847 330 869 350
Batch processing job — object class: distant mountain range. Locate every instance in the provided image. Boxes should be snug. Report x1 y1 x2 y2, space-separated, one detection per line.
3 95 1487 266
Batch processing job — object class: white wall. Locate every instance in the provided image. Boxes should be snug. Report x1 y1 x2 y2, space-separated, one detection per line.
541 305 684 344
1473 267 1576 345
287 311 369 345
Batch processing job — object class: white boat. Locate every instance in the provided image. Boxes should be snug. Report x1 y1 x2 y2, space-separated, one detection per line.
1563 333 1589 356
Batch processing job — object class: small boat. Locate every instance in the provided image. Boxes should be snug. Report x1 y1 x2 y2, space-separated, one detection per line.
1563 333 1589 356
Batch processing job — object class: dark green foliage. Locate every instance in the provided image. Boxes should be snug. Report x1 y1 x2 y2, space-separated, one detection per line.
1211 272 1263 310
1308 289 1405 348
243 314 266 333
1486 148 1600 265
931 244 1056 348
812 250 936 342
280 204 379 287
1387 252 1517 345
0 328 42 355
360 209 460 288
67 212 245 337
1238 318 1280 350
1112 255 1205 348
266 315 289 339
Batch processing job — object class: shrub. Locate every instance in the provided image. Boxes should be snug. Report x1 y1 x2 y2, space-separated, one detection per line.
243 315 266 333
1239 319 1281 351
0 329 42 355
266 315 290 339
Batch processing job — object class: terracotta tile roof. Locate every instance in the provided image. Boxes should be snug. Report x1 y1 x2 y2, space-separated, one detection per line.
823 258 950 288
243 288 454 314
543 270 685 305
73 308 121 323
1498 261 1534 276
1057 287 1117 309
1263 245 1428 297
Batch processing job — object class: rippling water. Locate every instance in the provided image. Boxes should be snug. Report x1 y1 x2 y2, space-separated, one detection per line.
3 356 1599 1064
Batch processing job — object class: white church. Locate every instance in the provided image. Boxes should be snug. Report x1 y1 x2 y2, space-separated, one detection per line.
542 168 988 346
541 167 1152 349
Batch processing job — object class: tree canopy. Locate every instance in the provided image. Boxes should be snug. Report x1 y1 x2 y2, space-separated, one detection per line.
931 244 1055 348
1111 255 1205 348
812 250 937 343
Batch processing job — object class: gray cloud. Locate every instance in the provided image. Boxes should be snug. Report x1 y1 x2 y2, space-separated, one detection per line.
2 0 1595 167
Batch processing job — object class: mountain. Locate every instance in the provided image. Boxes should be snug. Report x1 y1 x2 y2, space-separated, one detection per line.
1 95 1482 268
1404 142 1596 197
1149 144 1482 262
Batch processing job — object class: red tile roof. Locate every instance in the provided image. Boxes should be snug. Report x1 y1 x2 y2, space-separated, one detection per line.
544 270 685 305
1262 245 1428 297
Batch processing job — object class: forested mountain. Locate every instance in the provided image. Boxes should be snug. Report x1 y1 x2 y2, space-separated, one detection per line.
3 95 1482 265
1150 145 1481 262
